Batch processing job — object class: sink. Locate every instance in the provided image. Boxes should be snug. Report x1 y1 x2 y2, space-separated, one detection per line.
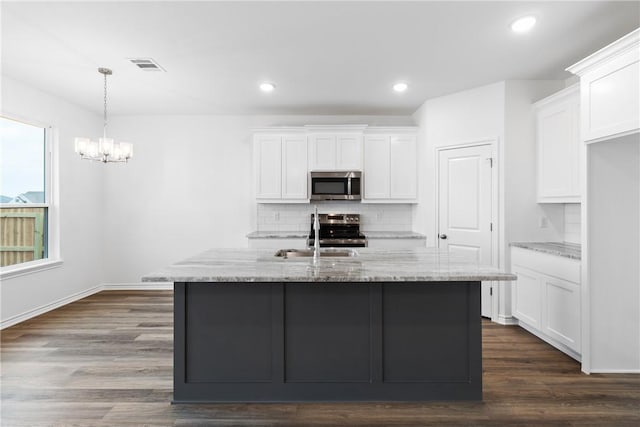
274 248 359 258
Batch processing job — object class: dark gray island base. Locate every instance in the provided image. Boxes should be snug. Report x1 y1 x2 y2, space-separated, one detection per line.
143 247 516 402
174 281 481 402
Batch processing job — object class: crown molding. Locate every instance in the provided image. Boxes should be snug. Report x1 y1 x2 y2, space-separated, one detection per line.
566 28 639 76
533 84 579 109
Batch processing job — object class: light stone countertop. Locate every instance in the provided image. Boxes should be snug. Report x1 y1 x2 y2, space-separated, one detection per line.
246 231 426 239
246 231 308 239
142 247 516 283
510 242 581 260
365 231 426 239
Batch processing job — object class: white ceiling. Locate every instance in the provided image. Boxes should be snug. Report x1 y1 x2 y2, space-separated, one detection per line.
2 1 639 116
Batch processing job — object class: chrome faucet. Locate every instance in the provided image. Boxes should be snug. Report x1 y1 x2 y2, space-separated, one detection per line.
313 205 320 261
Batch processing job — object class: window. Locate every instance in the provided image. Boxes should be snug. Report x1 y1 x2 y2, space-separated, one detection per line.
0 116 55 271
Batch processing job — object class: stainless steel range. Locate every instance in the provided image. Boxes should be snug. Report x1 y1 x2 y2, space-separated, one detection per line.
307 213 367 248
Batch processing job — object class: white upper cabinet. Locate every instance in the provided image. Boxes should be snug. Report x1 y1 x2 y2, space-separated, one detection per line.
255 134 282 199
363 128 418 203
535 85 581 203
254 131 308 202
390 136 417 199
307 125 365 171
363 135 390 199
309 134 337 170
281 135 308 199
567 28 639 143
336 134 362 170
255 125 416 204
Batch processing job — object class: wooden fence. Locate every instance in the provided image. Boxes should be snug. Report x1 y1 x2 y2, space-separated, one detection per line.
0 207 46 267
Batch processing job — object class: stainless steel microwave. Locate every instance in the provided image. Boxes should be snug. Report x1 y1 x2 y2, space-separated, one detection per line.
310 171 362 201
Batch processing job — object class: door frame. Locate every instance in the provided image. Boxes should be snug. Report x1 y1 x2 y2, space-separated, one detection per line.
435 138 500 322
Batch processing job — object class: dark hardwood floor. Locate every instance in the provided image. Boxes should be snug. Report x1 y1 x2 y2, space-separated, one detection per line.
1 290 638 426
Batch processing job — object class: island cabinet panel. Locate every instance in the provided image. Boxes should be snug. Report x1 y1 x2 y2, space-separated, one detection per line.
284 284 371 382
383 283 477 382
174 281 481 402
182 283 275 382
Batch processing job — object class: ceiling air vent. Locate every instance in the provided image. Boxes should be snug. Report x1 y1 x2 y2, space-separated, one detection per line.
128 58 165 72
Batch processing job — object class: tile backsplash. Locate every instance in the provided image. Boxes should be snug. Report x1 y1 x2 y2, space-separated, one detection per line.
564 203 581 244
257 203 413 232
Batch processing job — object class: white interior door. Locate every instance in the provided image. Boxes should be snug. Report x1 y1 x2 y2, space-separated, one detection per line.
438 144 494 317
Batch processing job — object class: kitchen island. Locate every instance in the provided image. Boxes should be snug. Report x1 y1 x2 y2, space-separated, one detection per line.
143 248 515 402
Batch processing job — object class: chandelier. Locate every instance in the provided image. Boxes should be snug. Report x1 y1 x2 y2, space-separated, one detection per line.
74 67 133 163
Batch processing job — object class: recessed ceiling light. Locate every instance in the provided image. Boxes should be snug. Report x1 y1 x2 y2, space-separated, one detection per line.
511 16 536 33
259 82 276 92
393 82 408 93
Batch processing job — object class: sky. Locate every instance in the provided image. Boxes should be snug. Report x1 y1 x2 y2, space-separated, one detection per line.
0 116 45 201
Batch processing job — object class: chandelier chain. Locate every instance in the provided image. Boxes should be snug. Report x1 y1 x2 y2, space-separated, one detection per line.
103 71 108 136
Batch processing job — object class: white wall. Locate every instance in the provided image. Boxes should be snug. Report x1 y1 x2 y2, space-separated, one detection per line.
1 76 105 326
587 134 639 372
104 114 413 283
412 82 506 245
412 80 565 323
501 80 566 321
504 80 566 253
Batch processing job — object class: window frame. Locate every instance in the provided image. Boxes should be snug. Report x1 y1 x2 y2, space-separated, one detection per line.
0 115 61 279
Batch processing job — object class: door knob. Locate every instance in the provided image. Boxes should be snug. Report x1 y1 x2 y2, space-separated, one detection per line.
439 234 448 239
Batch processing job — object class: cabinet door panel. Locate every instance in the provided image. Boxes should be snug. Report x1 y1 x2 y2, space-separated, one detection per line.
538 104 574 198
256 136 282 199
310 135 336 170
535 85 580 203
512 266 541 330
583 49 639 141
390 136 417 199
543 277 580 352
285 284 371 382
363 136 390 199
282 136 308 199
336 135 362 170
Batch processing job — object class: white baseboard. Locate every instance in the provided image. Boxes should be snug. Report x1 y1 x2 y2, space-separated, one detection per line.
590 368 640 374
495 314 518 325
102 282 173 291
517 320 581 363
1 285 102 329
1 282 172 330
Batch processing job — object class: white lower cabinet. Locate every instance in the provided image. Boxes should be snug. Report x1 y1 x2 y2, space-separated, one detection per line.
542 276 580 351
512 266 542 330
511 247 581 360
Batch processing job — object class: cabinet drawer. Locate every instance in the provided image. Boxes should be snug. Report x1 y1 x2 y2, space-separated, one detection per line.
511 247 580 283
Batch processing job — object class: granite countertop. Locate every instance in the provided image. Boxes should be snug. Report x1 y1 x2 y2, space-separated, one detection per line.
365 231 426 239
246 231 426 239
246 231 308 239
142 248 516 283
510 242 581 260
